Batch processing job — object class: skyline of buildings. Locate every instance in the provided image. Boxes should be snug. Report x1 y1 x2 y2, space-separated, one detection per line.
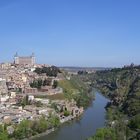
0 1 140 67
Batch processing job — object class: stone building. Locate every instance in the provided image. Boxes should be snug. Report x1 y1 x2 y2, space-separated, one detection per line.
0 78 8 95
14 53 35 65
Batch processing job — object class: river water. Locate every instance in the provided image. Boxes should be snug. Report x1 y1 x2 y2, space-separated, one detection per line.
36 92 109 140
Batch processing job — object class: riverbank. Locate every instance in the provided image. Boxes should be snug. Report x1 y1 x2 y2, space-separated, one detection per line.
23 128 55 140
35 92 109 140
22 111 84 140
87 66 140 140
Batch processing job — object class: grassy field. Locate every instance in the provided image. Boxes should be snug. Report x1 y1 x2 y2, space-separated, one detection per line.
34 74 88 100
58 75 88 92
34 93 65 100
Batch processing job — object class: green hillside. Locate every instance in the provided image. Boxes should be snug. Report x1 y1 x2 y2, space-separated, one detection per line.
86 65 140 140
58 75 92 108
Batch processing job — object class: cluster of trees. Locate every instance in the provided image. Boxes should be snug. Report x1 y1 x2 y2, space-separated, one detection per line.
34 66 61 77
0 125 9 140
77 70 88 75
0 115 60 140
87 128 117 140
51 102 71 116
129 114 140 130
30 79 50 89
63 88 92 108
18 95 43 108
30 79 58 89
73 90 92 108
88 111 140 140
52 80 58 89
86 65 140 140
19 95 29 107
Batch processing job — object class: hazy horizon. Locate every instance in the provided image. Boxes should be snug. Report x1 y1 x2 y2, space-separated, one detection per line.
0 0 140 67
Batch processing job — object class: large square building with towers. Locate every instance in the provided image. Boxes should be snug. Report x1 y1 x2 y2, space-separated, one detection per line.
14 53 35 65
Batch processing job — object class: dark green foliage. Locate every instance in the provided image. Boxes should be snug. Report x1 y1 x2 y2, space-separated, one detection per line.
78 71 88 75
38 79 43 88
14 120 32 139
35 101 43 107
34 66 61 77
30 78 55 89
73 91 92 108
0 125 9 140
48 114 60 128
12 114 60 139
37 116 48 133
19 95 29 107
43 78 52 86
87 128 117 140
51 102 59 112
64 110 70 116
0 132 9 140
53 80 58 89
0 115 59 139
85 65 140 140
122 77 140 116
30 79 43 89
129 114 140 130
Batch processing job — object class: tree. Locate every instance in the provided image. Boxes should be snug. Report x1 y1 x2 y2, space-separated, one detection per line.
21 95 29 107
37 79 43 89
14 120 32 139
74 91 91 108
52 80 58 89
44 78 52 86
43 79 47 86
48 114 60 128
0 132 9 140
35 101 43 107
37 116 48 133
64 110 70 117
88 128 117 140
34 66 61 77
30 79 52 89
0 125 9 140
129 114 140 130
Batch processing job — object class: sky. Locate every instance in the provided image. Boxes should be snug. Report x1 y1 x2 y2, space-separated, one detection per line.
0 0 140 67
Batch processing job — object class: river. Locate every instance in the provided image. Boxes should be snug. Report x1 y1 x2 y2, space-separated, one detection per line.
36 92 109 140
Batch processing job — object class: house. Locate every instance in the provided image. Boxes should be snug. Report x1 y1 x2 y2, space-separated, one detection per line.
24 87 37 94
3 116 11 124
7 126 14 135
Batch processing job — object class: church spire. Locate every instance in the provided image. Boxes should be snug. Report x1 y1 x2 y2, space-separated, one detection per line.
14 52 18 57
31 53 35 57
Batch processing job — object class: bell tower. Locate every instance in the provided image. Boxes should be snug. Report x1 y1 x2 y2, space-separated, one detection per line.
31 53 35 65
14 52 19 64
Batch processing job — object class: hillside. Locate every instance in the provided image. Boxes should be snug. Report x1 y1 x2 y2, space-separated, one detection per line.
58 74 93 108
85 65 140 140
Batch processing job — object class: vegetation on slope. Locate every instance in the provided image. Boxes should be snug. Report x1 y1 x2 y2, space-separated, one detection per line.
58 75 93 108
86 65 140 140
34 66 61 77
88 128 117 140
0 114 60 140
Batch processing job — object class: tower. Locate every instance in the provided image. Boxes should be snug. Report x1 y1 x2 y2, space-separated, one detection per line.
31 53 35 65
14 52 19 64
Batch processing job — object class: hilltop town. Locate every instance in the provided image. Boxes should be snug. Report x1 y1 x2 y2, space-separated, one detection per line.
0 54 85 139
